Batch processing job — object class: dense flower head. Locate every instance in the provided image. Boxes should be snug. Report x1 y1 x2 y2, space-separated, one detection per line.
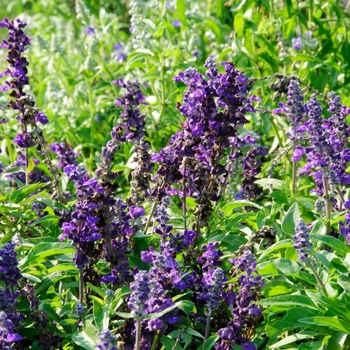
0 18 31 92
197 242 223 272
293 219 313 262
325 92 350 185
97 330 118 350
128 270 152 317
112 78 146 143
298 94 335 194
49 142 79 169
339 213 350 245
273 79 306 142
141 246 188 291
0 311 22 347
114 43 127 62
60 164 104 268
153 58 257 209
215 251 262 349
199 267 226 313
0 242 22 288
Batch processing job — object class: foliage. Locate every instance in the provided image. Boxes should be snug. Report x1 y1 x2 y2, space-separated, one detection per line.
0 0 350 349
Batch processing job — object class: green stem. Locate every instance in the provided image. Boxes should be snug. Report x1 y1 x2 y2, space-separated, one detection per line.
308 0 313 24
322 175 331 236
203 312 211 350
79 269 84 303
144 201 157 235
25 147 29 186
135 317 142 350
307 263 328 297
183 166 187 231
271 118 283 147
160 56 166 119
292 160 297 194
150 330 160 350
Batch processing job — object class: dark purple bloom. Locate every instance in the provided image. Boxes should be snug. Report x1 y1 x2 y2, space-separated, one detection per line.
0 242 22 288
172 20 181 28
293 219 313 262
0 311 23 347
340 213 350 245
85 27 95 35
129 206 145 218
113 43 127 62
35 111 48 124
128 270 152 317
215 251 262 349
292 36 303 50
97 330 118 350
199 268 225 313
49 142 79 169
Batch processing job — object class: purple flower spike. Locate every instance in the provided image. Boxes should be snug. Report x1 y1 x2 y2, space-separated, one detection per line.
128 270 152 317
293 219 313 263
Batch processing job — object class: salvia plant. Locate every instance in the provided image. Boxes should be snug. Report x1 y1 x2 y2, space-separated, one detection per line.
0 1 350 349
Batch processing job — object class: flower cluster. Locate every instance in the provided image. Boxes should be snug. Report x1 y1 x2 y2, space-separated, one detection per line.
215 251 263 350
0 311 22 348
0 18 48 148
292 31 318 51
273 79 306 151
49 142 79 170
60 165 104 268
0 242 24 347
97 330 118 350
128 270 152 317
97 78 147 186
293 219 313 263
199 267 226 314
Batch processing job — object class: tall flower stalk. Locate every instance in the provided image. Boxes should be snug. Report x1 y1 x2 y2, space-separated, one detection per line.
273 78 306 194
0 18 61 197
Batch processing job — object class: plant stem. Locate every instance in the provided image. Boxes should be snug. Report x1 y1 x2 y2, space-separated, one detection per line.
135 317 141 350
150 330 160 350
144 201 157 235
25 147 29 186
79 269 84 303
183 166 187 231
322 175 331 235
292 160 297 194
203 312 211 350
307 263 328 297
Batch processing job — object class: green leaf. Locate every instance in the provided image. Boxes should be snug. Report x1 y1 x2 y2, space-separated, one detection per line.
21 242 75 269
222 200 262 215
72 320 100 349
262 280 297 297
281 202 300 236
255 178 289 192
29 215 59 226
197 334 220 350
176 300 195 317
22 273 42 283
337 275 350 295
258 239 293 262
231 0 247 12
299 317 350 335
10 182 49 204
160 335 182 350
271 332 318 348
310 233 350 256
258 295 319 310
234 14 244 37
176 0 188 26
